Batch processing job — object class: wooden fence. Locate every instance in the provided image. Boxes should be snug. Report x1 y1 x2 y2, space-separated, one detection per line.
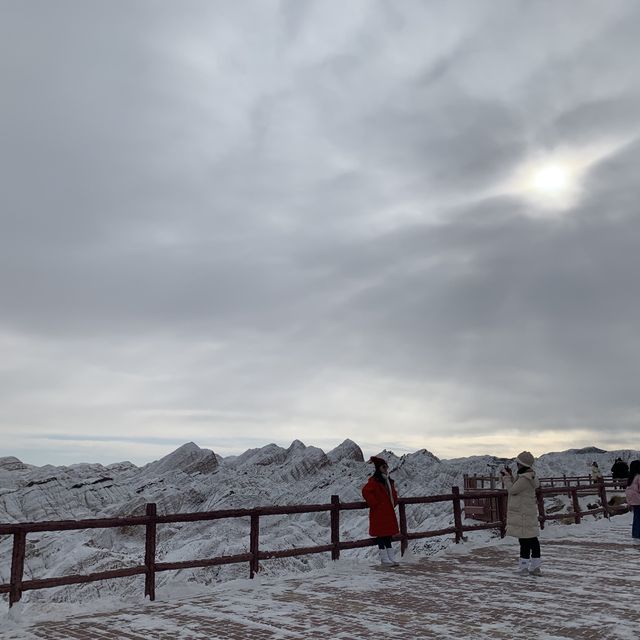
464 473 625 490
463 475 627 523
0 481 627 608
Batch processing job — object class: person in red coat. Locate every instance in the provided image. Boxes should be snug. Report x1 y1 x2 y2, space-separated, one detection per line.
362 456 400 565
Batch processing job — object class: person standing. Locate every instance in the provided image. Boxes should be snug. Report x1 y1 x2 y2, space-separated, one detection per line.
625 460 640 542
500 451 542 575
362 456 400 565
590 461 603 483
611 457 629 488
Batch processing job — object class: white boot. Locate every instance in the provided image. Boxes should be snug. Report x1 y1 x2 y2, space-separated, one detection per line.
529 557 542 575
385 547 400 566
378 548 393 565
517 558 529 574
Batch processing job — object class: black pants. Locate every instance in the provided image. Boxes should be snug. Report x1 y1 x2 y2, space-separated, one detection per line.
519 537 541 559
376 536 392 549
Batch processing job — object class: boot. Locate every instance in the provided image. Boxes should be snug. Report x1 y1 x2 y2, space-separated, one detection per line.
378 548 394 565
385 547 400 566
517 558 529 575
529 557 542 575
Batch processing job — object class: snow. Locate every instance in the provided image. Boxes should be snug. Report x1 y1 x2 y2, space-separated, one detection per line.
2 512 638 639
1 441 638 613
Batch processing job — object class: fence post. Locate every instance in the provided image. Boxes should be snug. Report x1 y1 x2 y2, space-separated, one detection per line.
452 486 463 543
496 494 507 538
597 481 610 519
399 502 408 556
563 474 567 487
9 530 26 608
249 512 260 578
571 488 581 524
536 490 545 530
144 503 157 601
330 495 340 561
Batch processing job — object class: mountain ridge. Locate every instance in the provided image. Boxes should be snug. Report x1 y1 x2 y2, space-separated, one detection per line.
1 439 638 607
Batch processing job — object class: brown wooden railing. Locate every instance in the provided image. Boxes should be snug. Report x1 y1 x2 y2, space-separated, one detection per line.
463 476 628 525
464 473 625 490
0 481 626 608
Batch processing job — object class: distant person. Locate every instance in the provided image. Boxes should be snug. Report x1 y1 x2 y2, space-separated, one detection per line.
362 456 400 566
611 458 629 488
500 451 542 575
625 460 640 541
590 461 603 483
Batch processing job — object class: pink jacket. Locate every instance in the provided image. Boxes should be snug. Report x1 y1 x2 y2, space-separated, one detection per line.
626 475 640 506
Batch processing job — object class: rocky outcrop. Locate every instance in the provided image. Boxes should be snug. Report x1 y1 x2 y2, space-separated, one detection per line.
327 439 364 463
233 443 288 467
0 456 29 472
142 442 218 477
282 444 330 480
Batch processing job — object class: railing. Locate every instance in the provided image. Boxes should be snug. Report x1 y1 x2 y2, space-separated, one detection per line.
463 476 628 525
464 473 625 490
0 481 626 609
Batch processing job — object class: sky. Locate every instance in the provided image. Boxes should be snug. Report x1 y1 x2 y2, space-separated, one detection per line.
2 0 640 467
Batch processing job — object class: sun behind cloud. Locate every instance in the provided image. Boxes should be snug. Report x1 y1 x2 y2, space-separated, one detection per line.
502 141 623 214
531 163 572 196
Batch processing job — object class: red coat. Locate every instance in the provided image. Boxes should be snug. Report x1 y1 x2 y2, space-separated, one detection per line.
362 476 399 537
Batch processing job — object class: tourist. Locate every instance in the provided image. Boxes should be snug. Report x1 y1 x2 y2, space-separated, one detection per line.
590 461 603 483
500 451 542 575
362 456 400 565
611 457 629 488
625 460 640 542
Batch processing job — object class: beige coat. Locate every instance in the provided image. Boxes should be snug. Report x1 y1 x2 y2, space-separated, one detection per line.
503 471 540 538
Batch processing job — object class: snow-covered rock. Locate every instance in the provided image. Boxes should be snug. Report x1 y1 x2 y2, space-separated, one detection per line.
1 440 638 609
0 457 29 472
327 439 364 463
141 442 218 477
232 443 288 467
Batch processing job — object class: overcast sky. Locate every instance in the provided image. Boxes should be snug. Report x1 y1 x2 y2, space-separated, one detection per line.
2 0 640 466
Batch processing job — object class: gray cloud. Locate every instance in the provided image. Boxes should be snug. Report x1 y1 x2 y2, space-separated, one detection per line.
2 1 640 464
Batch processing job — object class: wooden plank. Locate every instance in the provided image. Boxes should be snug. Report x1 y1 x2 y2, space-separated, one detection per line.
462 506 486 515
330 495 340 561
144 503 157 601
400 494 457 505
249 513 259 578
156 553 252 572
9 530 26 606
452 487 463 543
338 539 379 550
259 544 333 560
405 527 458 541
337 501 369 511
571 489 581 524
462 522 502 532
0 515 151 535
21 566 146 591
399 502 408 556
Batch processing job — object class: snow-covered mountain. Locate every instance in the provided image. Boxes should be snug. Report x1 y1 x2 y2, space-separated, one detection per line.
1 440 637 607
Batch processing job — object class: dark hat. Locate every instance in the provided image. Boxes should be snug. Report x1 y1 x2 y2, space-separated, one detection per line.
369 456 388 469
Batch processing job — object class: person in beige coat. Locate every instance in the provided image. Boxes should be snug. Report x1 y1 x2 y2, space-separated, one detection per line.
500 450 542 575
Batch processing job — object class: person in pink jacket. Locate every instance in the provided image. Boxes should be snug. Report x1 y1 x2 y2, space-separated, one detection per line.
625 460 640 541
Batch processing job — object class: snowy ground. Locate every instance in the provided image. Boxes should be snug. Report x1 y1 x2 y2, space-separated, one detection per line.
2 512 638 640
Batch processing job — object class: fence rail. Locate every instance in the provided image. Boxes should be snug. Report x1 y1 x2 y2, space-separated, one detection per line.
464 473 626 490
0 480 628 608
